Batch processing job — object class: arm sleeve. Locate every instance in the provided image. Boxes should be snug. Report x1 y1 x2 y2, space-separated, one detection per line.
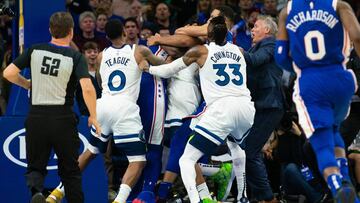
74 54 90 79
149 57 191 78
12 48 32 70
274 40 294 72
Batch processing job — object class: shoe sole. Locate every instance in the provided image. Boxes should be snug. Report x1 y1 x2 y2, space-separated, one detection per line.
31 193 46 203
336 185 356 203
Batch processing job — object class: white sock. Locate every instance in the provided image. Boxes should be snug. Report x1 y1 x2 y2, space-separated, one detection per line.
199 163 220 176
227 140 247 201
114 184 131 203
179 143 204 203
197 182 212 200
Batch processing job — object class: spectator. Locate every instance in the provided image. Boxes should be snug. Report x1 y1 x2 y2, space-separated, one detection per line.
261 0 278 17
73 11 110 51
129 0 156 33
112 0 133 20
129 0 146 27
348 133 360 192
274 117 328 203
95 10 108 36
0 49 11 115
340 48 360 191
97 0 113 17
124 17 147 45
66 0 93 14
238 0 255 19
0 15 12 48
171 0 199 27
210 0 226 11
240 15 285 202
195 0 211 25
276 0 287 11
340 49 360 148
153 3 177 34
66 0 93 33
76 42 102 116
89 0 99 10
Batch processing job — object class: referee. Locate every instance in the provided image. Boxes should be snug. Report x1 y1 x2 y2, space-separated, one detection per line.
3 12 101 203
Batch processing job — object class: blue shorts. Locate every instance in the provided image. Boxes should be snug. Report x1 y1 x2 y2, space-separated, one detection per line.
293 65 356 138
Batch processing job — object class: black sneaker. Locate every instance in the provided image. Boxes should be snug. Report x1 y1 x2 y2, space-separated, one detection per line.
31 192 46 203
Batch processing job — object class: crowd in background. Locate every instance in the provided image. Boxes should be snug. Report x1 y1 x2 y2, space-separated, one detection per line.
1 0 360 202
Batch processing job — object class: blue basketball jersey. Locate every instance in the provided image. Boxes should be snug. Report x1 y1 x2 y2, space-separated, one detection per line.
286 0 350 69
137 45 168 145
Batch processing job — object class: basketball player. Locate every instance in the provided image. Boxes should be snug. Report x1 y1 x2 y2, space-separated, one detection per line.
147 16 255 203
45 19 164 203
276 0 360 202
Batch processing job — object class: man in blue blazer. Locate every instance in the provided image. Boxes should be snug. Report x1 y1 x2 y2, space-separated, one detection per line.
241 15 285 203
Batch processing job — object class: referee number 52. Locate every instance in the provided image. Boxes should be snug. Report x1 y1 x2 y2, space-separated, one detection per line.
41 56 60 77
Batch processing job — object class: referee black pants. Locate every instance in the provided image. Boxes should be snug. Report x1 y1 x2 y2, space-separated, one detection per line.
25 109 83 203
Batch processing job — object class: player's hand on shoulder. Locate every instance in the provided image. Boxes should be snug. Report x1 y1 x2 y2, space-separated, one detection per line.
88 116 101 136
147 33 161 46
139 60 150 71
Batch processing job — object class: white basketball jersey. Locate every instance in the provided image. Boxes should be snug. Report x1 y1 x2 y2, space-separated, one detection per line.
99 45 142 102
200 42 251 105
165 63 201 127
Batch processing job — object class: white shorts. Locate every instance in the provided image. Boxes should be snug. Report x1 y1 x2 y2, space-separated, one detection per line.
96 95 143 145
194 97 255 145
87 96 146 162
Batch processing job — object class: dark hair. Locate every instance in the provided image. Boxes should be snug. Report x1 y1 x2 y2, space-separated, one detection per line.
105 19 124 40
49 12 74 39
215 5 235 23
208 16 227 45
141 24 156 35
124 17 139 29
82 41 99 52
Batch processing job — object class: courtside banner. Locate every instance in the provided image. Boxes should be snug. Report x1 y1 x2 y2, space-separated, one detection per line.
0 116 107 202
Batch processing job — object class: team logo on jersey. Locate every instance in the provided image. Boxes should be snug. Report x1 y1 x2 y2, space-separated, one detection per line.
3 128 89 170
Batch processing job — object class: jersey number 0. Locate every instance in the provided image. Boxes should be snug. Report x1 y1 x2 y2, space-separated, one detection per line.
304 30 326 61
108 70 126 92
